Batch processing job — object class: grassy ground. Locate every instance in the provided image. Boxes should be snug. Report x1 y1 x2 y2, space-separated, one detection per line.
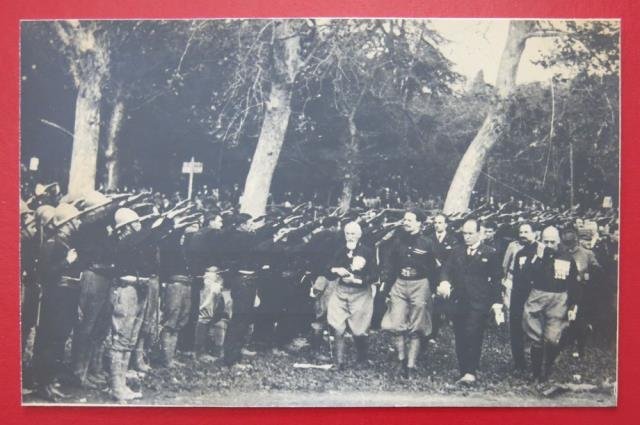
23 322 617 407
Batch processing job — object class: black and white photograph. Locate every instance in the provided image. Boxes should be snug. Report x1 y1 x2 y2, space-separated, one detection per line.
19 18 619 406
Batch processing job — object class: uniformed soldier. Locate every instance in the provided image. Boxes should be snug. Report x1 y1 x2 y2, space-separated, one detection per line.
20 200 39 357
380 209 437 378
109 206 177 401
20 200 40 394
523 226 579 382
562 229 601 358
32 203 85 401
509 222 542 374
158 219 200 367
305 217 341 358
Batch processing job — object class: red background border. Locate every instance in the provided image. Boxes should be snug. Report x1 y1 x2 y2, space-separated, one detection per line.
1 1 637 424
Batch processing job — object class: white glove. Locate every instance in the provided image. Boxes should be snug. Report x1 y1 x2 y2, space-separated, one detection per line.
253 294 261 308
66 248 78 264
568 305 578 321
331 267 351 278
502 277 513 290
437 281 452 298
492 303 505 325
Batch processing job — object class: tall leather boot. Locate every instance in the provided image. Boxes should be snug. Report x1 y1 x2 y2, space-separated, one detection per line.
161 330 180 367
211 320 227 358
131 335 151 373
122 351 143 399
394 335 408 377
310 329 323 352
88 341 107 383
194 322 210 355
406 336 421 374
543 342 560 382
354 335 369 365
530 344 543 382
333 334 346 370
71 336 94 388
109 350 140 402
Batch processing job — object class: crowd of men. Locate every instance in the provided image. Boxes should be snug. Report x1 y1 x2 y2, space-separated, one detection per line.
20 182 618 402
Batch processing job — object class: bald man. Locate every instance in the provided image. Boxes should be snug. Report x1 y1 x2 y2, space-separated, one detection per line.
523 226 579 383
437 219 503 385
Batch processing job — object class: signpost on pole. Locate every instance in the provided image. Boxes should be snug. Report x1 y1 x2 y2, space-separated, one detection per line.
182 157 203 200
29 157 39 171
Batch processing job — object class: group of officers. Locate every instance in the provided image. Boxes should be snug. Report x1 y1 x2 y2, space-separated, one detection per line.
20 182 618 402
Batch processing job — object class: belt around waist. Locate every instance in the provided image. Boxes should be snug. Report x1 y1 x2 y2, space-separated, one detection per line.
117 276 150 287
169 275 192 284
238 270 256 275
59 275 82 287
399 267 427 280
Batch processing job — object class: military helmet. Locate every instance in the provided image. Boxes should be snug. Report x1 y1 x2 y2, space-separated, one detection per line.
77 190 111 211
20 199 33 216
35 204 56 227
52 203 82 228
114 207 140 229
34 182 60 198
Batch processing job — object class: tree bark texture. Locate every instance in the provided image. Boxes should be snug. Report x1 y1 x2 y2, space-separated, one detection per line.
338 115 359 213
443 21 535 214
240 21 301 218
56 21 110 198
104 94 125 191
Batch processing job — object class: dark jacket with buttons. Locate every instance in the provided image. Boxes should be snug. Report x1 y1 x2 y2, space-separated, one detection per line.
440 243 502 309
381 230 438 285
531 247 580 307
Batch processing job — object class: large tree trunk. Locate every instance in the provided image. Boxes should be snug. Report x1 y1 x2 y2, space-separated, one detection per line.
240 21 302 218
443 21 535 214
67 74 104 197
104 92 125 191
338 115 359 213
56 21 110 198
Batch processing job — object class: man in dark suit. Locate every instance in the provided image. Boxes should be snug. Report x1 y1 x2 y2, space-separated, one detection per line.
437 219 503 385
426 213 458 342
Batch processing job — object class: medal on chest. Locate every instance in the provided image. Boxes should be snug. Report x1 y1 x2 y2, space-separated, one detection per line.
553 259 571 280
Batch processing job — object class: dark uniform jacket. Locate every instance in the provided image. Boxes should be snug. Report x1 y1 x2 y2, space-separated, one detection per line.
440 243 502 310
21 235 39 287
159 231 194 283
381 230 438 285
38 235 85 287
531 247 580 307
113 219 172 279
75 222 116 278
301 229 341 278
512 242 542 294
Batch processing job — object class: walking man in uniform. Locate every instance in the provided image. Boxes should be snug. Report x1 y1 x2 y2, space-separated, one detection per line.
381 209 437 378
523 226 579 382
